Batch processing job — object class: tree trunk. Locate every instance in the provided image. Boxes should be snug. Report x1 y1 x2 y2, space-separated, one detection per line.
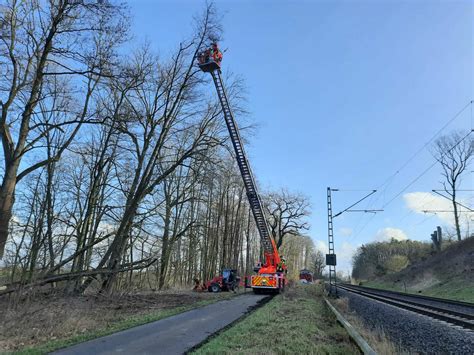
158 201 172 290
452 191 462 241
0 162 19 257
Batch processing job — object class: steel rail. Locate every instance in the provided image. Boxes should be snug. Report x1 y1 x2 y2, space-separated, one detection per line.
341 284 474 308
339 285 474 331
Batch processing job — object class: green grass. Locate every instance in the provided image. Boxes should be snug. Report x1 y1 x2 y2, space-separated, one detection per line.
361 280 405 293
193 285 360 355
364 279 474 303
11 294 236 355
422 279 474 303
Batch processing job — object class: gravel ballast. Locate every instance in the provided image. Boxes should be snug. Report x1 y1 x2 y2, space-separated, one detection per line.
338 288 474 354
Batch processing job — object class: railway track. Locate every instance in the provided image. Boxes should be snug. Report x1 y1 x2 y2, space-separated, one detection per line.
338 284 474 331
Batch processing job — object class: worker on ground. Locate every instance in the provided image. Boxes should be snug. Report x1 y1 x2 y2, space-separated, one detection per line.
227 270 237 293
254 261 262 272
193 277 201 291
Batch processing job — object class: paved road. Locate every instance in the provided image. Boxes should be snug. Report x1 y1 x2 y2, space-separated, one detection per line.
52 293 268 355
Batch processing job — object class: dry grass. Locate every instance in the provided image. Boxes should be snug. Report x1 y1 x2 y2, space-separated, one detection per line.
331 297 408 354
0 287 239 352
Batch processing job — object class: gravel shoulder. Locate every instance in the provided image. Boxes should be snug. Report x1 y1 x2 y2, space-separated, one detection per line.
338 288 474 354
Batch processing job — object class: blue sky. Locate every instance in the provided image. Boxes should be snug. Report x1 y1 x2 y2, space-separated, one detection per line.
127 0 473 272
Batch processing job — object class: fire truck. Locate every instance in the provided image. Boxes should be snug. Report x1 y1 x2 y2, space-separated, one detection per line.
198 44 287 293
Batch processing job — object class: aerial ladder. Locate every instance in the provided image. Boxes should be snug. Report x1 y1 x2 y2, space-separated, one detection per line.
198 43 286 293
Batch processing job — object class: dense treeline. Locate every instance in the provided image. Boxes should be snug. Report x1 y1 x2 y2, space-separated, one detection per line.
0 2 313 295
352 239 433 280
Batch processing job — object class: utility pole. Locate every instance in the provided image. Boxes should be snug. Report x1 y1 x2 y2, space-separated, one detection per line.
326 188 382 297
326 188 337 297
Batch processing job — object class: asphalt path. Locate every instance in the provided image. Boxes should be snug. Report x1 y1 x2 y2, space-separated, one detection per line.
52 293 268 355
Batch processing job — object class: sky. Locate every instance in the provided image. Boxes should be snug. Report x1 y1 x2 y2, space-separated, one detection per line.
126 0 473 273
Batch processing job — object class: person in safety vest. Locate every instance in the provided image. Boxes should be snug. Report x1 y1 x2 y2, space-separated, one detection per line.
277 257 286 273
210 42 223 64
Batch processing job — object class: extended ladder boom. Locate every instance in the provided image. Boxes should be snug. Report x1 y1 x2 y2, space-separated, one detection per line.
210 70 278 262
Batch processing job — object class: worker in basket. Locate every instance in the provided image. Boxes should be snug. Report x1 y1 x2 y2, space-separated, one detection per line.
198 42 222 66
277 257 286 273
198 48 209 65
210 42 223 64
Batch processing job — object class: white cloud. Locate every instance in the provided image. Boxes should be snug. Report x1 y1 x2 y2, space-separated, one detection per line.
339 227 353 237
374 227 408 242
404 192 451 221
339 242 356 259
337 242 357 274
11 214 21 225
315 240 328 253
403 191 472 228
314 240 362 274
97 221 115 234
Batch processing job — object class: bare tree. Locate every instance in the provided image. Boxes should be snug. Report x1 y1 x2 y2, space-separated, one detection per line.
0 3 319 297
90 7 223 293
278 233 316 279
311 250 325 278
264 189 310 249
432 130 473 241
0 0 127 257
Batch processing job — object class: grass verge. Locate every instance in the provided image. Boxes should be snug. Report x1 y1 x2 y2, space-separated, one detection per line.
363 278 474 303
193 284 360 354
8 292 237 355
